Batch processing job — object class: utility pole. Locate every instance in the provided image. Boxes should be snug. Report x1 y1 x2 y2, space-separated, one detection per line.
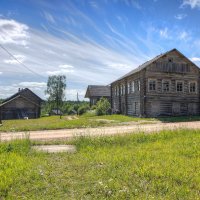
0 106 2 125
77 92 79 102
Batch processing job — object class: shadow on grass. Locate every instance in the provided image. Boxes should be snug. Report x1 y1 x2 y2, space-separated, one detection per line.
157 115 200 123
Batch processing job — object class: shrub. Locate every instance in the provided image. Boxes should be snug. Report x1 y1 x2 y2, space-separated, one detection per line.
78 105 90 115
96 98 111 116
91 105 96 110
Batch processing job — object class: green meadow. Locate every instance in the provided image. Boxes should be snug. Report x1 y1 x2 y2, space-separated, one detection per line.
0 114 156 132
0 129 200 199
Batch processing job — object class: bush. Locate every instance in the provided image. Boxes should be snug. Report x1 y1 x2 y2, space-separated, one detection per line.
91 105 96 110
96 98 111 116
78 105 90 115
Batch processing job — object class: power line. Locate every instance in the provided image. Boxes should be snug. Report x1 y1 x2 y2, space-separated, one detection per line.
0 43 45 78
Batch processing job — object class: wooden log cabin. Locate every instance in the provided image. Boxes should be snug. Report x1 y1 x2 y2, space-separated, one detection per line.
0 88 42 120
85 85 111 106
111 49 200 117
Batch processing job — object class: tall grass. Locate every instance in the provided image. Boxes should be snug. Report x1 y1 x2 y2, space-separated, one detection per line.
0 129 199 199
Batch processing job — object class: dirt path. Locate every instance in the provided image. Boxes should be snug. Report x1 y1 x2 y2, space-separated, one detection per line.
1 121 200 141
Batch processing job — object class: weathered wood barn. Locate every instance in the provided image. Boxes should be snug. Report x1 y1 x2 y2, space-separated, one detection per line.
111 49 200 117
85 85 111 106
0 88 42 120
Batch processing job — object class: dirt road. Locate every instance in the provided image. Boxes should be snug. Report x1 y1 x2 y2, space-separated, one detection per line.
1 121 200 142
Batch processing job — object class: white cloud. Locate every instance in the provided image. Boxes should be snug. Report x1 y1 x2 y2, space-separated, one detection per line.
0 19 29 45
4 54 25 64
14 82 46 88
0 72 2 75
0 18 152 100
59 64 74 69
191 57 200 62
66 89 86 100
47 69 74 76
181 0 200 8
175 14 187 20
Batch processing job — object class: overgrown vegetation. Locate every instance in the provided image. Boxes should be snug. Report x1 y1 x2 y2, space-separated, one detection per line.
96 97 111 116
1 129 200 199
41 101 90 116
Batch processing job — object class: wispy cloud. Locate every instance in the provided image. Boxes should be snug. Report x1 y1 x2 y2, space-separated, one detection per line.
179 31 190 41
181 0 200 9
175 14 187 20
122 0 141 9
47 65 75 75
43 11 56 24
159 28 169 39
4 54 26 64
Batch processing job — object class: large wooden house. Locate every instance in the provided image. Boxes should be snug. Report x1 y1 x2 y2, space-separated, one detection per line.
85 85 111 106
111 49 200 117
0 88 43 120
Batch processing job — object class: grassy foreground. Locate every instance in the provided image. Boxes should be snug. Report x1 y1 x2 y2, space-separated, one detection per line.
0 114 155 132
0 129 200 199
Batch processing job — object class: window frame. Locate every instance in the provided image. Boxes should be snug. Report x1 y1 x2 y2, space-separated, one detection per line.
148 79 157 92
138 80 140 91
162 79 171 92
189 81 197 93
127 82 130 94
176 81 184 93
131 81 135 93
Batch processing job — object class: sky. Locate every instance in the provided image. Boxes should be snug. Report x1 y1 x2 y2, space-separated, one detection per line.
0 0 200 100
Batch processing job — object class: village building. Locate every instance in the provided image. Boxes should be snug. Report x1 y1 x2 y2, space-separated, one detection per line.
111 49 200 117
85 85 111 106
0 88 43 120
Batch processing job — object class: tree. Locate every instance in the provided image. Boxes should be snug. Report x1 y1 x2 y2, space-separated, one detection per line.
96 97 111 116
45 75 66 117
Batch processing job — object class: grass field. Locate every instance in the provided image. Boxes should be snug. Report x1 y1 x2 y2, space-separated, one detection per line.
0 129 200 199
0 114 156 132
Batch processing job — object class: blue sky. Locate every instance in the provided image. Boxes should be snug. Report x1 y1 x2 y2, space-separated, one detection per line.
0 0 200 100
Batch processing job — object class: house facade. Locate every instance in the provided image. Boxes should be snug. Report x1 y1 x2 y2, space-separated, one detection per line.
111 49 200 117
85 85 111 106
0 88 42 120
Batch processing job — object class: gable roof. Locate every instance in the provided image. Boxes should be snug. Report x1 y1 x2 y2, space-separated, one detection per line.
0 94 41 107
112 48 200 83
85 85 111 98
2 88 43 104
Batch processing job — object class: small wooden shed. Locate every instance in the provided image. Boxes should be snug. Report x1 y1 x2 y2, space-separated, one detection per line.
0 88 43 120
85 85 111 106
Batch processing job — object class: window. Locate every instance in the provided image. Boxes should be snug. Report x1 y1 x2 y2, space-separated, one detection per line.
123 85 126 95
138 81 140 91
148 79 156 91
131 81 135 93
162 80 170 92
168 58 173 62
120 85 123 96
189 82 197 93
127 83 130 94
176 81 183 92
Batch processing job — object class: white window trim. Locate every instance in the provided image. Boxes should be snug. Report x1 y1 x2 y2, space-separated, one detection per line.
131 81 135 93
148 79 157 92
162 79 171 92
176 80 184 93
189 81 197 93
127 83 130 94
138 80 140 91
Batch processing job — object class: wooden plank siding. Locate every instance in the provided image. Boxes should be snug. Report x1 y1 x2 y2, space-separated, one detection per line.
111 49 200 117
